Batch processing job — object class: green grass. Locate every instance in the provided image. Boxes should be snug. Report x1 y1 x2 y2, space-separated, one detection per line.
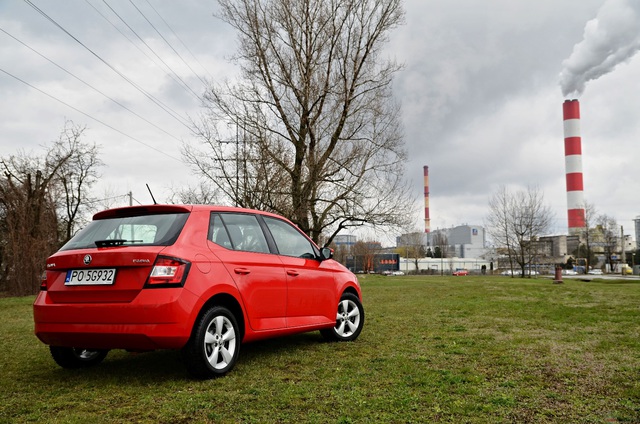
1 276 639 423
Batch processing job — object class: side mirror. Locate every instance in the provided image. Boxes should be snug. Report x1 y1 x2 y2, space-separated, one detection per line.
320 247 334 260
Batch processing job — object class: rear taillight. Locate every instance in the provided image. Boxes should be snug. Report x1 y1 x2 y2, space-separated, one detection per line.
40 271 48 291
145 256 190 288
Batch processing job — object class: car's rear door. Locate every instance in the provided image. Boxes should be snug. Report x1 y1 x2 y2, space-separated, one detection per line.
207 212 287 331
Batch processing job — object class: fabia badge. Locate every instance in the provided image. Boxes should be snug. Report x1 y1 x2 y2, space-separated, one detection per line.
83 254 92 265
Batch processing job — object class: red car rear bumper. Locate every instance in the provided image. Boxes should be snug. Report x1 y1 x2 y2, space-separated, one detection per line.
33 288 199 350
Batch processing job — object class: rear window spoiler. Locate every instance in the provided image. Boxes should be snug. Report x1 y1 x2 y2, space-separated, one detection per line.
93 205 193 220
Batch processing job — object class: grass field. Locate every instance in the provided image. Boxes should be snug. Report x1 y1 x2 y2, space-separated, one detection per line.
1 275 639 423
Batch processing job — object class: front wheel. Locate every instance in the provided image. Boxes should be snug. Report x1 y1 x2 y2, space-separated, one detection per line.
182 306 240 379
49 346 109 369
321 293 364 342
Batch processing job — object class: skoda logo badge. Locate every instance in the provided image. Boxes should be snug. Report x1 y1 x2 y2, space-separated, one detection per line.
83 254 92 265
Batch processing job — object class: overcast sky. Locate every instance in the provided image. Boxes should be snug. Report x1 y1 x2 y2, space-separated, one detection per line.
1 0 639 243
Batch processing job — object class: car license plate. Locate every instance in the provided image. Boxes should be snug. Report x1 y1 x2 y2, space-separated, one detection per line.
65 269 116 285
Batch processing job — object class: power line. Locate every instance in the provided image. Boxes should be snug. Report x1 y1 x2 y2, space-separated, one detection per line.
0 67 181 163
0 25 183 144
129 0 208 88
85 194 129 204
83 0 199 102
143 0 214 81
22 0 192 131
99 0 202 101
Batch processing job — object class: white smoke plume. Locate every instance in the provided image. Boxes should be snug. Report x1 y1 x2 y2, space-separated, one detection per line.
559 0 640 97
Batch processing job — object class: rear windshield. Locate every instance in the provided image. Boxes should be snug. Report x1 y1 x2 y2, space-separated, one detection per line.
59 213 189 251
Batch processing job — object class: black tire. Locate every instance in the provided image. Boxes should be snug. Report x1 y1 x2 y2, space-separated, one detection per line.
49 346 109 369
182 306 240 379
320 293 364 342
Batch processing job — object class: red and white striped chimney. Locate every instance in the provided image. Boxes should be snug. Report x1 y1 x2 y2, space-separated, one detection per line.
562 99 586 235
423 166 430 233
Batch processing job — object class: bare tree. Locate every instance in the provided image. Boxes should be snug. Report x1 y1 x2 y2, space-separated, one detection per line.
486 186 515 273
0 161 58 295
184 0 412 244
432 231 449 259
397 231 426 273
486 186 554 278
576 201 598 273
51 124 102 242
352 240 381 273
0 123 101 295
597 214 619 273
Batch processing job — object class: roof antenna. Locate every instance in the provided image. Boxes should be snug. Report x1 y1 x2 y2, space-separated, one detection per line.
146 184 158 205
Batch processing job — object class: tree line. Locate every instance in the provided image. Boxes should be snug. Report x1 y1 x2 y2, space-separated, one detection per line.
486 185 629 277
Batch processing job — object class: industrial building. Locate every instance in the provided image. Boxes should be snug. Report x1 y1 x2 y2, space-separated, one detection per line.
397 225 487 259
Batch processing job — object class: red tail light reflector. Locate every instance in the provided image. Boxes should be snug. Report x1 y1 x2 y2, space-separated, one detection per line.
145 256 190 288
40 271 48 291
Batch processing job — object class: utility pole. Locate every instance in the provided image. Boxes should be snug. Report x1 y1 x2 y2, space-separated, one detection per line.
621 225 624 275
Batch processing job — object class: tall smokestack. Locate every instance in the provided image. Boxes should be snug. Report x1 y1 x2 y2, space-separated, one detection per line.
563 99 586 235
423 166 430 233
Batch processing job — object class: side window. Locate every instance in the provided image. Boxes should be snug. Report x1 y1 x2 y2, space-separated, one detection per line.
263 216 316 259
214 213 270 254
208 214 232 249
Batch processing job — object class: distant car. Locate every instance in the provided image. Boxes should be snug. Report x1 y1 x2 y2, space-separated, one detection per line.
452 269 468 276
563 269 578 275
588 268 603 275
389 270 405 276
33 204 364 378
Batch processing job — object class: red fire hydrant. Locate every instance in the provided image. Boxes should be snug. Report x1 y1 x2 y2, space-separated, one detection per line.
553 266 563 284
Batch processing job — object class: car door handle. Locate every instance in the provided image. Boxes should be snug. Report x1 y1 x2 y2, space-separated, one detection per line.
286 270 299 277
234 267 251 275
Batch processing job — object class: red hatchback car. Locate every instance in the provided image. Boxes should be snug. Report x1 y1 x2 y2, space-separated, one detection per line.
34 205 364 378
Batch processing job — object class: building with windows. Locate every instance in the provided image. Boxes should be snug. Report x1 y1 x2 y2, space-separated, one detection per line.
333 234 357 253
445 225 487 258
404 225 486 259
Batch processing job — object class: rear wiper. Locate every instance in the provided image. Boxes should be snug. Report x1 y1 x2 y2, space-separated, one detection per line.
94 239 144 247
